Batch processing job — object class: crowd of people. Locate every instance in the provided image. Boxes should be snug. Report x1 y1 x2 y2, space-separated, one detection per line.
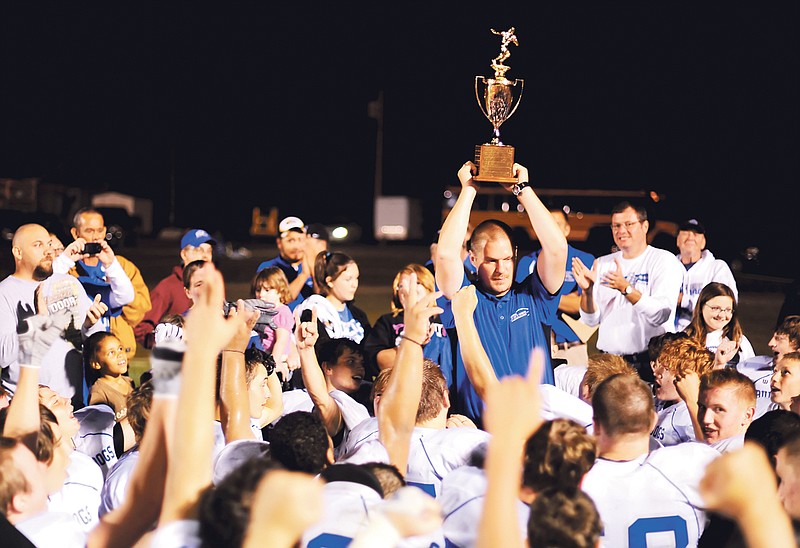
1 161 799 547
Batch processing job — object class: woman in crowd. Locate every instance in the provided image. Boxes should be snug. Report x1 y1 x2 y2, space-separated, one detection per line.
363 264 451 382
297 251 371 348
683 282 755 366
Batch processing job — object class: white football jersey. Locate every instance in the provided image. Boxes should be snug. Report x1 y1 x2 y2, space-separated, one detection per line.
47 450 104 532
15 510 87 548
301 481 382 547
554 364 587 398
438 465 528 547
582 442 719 548
150 519 202 548
737 359 777 420
339 417 379 459
651 401 696 446
99 447 140 516
541 384 594 431
74 404 118 478
711 434 745 454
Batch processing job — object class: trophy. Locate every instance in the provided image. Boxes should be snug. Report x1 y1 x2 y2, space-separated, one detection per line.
473 27 525 184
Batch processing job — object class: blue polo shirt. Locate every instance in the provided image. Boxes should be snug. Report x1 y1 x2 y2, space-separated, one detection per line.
256 255 314 311
445 269 559 422
516 245 595 344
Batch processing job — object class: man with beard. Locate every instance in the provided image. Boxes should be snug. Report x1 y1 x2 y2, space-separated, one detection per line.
0 224 103 400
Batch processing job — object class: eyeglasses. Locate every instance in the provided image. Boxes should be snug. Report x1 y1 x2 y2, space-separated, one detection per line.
610 220 643 232
705 304 734 315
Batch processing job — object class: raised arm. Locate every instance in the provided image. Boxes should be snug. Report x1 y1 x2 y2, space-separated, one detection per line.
435 162 478 298
477 351 545 548
511 164 567 295
158 264 245 525
379 275 443 472
451 285 499 401
220 301 261 443
295 307 344 437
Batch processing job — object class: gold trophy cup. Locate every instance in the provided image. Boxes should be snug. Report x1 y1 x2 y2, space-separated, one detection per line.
474 27 525 184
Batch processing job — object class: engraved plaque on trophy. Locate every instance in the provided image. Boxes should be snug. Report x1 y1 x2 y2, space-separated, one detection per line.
474 27 525 184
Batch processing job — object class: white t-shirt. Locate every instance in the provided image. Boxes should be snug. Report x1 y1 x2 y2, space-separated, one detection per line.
582 442 719 548
99 446 140 516
47 450 104 532
705 330 755 363
651 401 696 446
74 403 118 478
711 434 745 454
541 384 594 432
580 246 684 355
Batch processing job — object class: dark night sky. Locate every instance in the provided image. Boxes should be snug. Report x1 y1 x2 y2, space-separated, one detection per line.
1 4 797 258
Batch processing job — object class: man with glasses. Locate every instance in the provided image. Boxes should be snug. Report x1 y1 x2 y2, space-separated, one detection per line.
572 202 683 381
674 218 738 331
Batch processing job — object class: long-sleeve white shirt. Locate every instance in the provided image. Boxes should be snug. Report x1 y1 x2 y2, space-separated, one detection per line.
581 246 684 355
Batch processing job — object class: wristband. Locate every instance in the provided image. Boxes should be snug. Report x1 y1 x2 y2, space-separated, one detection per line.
399 334 424 347
222 349 244 354
150 339 187 398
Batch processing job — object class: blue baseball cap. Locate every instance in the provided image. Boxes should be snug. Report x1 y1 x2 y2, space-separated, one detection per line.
181 228 216 250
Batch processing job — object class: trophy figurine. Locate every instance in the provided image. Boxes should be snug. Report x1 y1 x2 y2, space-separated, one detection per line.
473 27 525 184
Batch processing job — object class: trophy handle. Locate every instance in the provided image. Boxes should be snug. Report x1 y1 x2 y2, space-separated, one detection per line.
474 76 491 122
506 79 525 120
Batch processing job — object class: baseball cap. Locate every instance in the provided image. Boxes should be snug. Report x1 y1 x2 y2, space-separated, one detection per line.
181 228 215 250
678 219 705 234
279 216 306 238
306 223 330 242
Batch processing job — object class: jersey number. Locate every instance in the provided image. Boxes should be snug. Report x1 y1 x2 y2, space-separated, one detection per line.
628 515 688 547
307 533 351 547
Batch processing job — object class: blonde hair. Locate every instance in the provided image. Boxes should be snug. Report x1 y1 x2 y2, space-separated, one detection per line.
390 264 435 316
582 354 636 399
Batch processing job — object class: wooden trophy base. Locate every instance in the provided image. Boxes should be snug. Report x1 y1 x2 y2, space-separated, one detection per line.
473 144 517 184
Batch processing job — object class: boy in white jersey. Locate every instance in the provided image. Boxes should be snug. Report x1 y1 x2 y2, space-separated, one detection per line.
582 374 719 547
771 352 800 411
697 369 756 453
651 336 715 446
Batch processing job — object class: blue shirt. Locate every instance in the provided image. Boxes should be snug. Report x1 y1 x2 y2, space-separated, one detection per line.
515 245 595 344
444 269 559 422
257 255 314 311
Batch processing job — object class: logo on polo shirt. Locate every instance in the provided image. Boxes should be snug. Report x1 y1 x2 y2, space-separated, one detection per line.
510 307 530 322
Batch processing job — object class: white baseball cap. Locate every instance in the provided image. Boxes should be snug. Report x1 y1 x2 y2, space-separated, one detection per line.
279 216 306 238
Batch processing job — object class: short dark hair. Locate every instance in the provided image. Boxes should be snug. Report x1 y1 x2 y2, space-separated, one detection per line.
776 316 800 351
611 201 648 221
527 487 602 548
198 456 280 548
745 409 800 468
266 412 330 475
467 219 514 255
317 338 363 369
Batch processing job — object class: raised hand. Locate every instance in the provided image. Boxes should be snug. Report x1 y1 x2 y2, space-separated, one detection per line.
295 307 319 351
601 258 629 293
571 257 595 291
483 349 545 439
457 161 478 190
714 337 740 366
451 284 478 320
399 272 442 345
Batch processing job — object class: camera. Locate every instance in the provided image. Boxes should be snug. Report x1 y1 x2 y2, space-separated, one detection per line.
83 242 103 256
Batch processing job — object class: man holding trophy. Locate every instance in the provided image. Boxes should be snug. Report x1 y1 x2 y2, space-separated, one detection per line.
435 28 567 423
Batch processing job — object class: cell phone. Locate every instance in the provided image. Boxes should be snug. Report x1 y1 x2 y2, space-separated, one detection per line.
300 309 313 323
83 242 103 255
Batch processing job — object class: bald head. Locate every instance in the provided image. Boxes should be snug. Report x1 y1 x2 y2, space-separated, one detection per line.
11 224 53 281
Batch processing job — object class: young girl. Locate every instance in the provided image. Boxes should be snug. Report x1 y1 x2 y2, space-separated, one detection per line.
683 282 755 366
84 331 135 421
297 251 371 348
251 267 298 381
